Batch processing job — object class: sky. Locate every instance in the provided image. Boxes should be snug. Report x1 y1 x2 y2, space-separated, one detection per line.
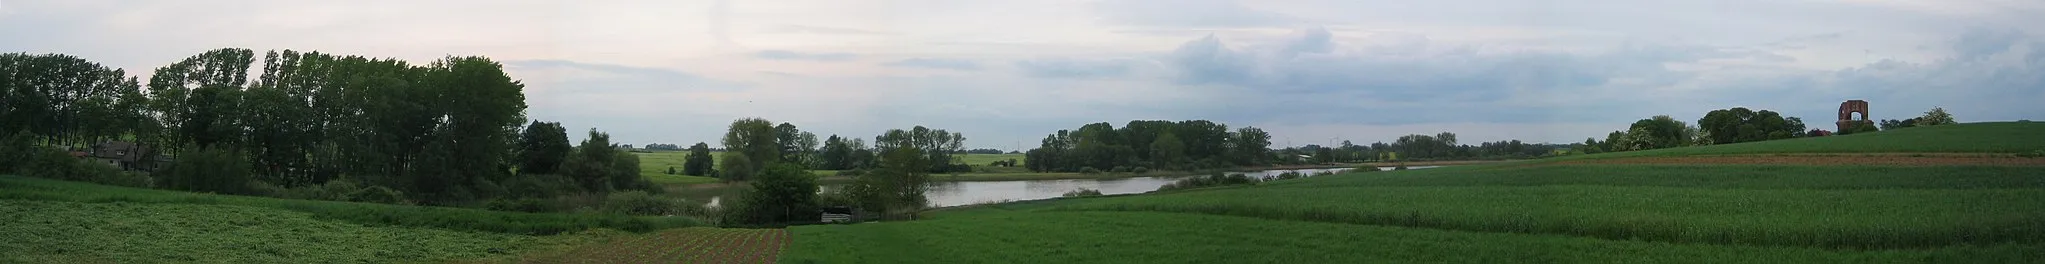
3 0 2041 150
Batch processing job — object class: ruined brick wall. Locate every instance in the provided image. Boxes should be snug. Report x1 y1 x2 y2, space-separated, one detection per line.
1836 100 1869 132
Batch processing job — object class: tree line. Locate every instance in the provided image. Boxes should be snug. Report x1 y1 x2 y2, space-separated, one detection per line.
1023 120 1272 172
697 117 966 224
1573 106 1959 154
1 49 660 209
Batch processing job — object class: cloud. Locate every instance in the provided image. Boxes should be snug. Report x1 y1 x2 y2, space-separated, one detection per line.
1092 0 1304 28
751 50 859 61
1952 26 2027 61
707 0 733 46
507 60 747 96
1012 58 1140 79
882 58 982 71
765 24 894 35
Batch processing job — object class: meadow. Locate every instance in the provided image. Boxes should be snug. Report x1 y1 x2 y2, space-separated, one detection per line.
0 175 699 235
784 122 2045 262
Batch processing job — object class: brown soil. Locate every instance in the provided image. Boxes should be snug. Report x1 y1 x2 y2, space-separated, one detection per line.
525 227 788 264
1552 155 2045 166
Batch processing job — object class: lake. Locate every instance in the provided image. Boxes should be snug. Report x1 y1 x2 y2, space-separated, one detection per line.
691 166 1442 208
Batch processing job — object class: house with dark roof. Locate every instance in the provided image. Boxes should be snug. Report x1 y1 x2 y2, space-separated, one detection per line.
89 141 155 171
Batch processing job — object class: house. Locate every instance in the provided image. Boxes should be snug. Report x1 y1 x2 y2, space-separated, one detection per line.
820 206 855 223
89 141 154 171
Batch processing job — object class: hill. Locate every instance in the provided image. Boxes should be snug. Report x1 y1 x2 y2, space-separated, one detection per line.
781 122 2045 263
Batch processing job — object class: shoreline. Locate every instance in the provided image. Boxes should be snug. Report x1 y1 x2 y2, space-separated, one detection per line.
667 160 1508 187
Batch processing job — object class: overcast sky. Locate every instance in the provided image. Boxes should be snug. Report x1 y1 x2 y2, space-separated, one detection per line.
3 0 2041 150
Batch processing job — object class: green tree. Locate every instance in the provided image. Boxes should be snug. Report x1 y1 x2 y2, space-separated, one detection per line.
1230 127 1272 166
683 142 714 176
562 129 619 192
727 163 819 225
1918 107 1957 126
722 118 780 176
720 152 756 182
160 146 253 195
818 135 852 170
1149 132 1187 170
516 121 572 175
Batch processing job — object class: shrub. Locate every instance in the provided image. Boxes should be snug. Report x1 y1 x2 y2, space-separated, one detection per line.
1132 166 1150 174
487 198 550 213
347 186 411 205
1156 173 1258 192
1061 188 1104 197
1079 167 1101 174
1271 171 1305 181
602 191 680 216
160 146 253 195
1111 166 1131 173
1395 166 1409 170
1354 165 1383 172
0 131 36 173
835 169 867 176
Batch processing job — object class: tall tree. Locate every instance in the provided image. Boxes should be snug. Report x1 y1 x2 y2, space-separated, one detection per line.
722 118 780 176
516 121 572 175
1230 127 1272 166
1150 132 1186 169
683 142 715 176
818 135 852 170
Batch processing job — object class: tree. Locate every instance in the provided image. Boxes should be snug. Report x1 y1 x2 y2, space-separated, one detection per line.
1918 107 1957 126
562 129 620 192
848 146 934 219
1627 115 1693 150
1150 132 1187 170
516 121 572 174
683 142 714 176
818 135 852 170
719 152 755 182
728 163 819 225
1230 127 1271 166
722 118 780 176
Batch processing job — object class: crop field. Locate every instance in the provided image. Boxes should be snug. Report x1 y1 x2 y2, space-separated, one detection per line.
784 122 2045 262
523 227 789 263
1556 122 2045 160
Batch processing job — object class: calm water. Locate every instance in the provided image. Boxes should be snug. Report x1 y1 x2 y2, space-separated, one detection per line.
697 166 1442 208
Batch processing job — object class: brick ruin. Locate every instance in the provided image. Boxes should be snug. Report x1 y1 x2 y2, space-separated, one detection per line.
1836 100 1870 132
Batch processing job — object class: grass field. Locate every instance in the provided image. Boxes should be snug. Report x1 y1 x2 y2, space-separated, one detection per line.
783 122 2045 262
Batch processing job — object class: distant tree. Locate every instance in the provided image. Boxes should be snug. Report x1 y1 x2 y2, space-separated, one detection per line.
847 146 934 219
722 118 780 176
1841 121 1880 135
1879 118 1920 130
1807 129 1832 137
562 129 620 192
1230 127 1272 166
1143 132 1187 169
1918 107 1957 126
516 121 572 174
1627 115 1694 150
683 142 714 176
720 152 756 182
727 163 818 225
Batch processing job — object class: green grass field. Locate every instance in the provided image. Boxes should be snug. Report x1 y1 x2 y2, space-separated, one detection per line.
633 151 722 184
783 122 2045 263
1557 122 2045 160
0 175 695 263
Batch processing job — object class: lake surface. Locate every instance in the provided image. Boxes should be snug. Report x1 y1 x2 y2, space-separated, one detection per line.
697 166 1442 208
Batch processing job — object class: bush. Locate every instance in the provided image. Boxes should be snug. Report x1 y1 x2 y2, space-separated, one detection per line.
1156 173 1258 192
487 198 550 213
1395 166 1409 170
1111 166 1131 173
347 186 411 205
602 191 680 216
1270 171 1305 181
0 132 36 173
1079 167 1101 174
835 169 867 176
1354 165 1383 172
160 146 253 195
1132 166 1150 174
1061 188 1104 197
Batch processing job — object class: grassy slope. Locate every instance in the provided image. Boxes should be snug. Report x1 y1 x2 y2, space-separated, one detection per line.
0 176 699 235
633 151 723 185
0 200 560 263
785 122 2045 262
1559 122 2045 160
